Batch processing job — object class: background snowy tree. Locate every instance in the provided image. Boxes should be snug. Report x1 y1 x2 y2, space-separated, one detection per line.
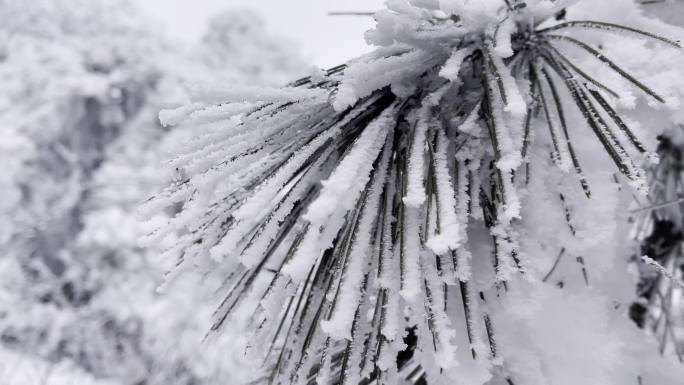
148 0 684 384
198 8 305 87
0 0 304 383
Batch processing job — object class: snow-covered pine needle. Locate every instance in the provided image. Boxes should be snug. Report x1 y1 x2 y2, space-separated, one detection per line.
641 255 684 290
546 34 667 103
537 20 682 48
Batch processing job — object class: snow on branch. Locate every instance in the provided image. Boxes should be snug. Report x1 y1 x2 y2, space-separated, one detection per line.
147 1 684 384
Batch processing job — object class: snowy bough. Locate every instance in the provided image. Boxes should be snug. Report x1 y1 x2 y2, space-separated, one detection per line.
143 1 684 384
630 135 684 359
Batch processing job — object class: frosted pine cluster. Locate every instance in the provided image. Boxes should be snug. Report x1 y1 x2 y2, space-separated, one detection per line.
148 1 684 384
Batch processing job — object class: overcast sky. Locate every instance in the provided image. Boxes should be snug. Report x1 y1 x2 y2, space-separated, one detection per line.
138 0 385 68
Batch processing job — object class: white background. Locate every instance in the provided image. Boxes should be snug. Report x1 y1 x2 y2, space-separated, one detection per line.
138 0 385 67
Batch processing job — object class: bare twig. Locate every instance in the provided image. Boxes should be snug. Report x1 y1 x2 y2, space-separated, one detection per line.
328 11 376 17
642 255 684 290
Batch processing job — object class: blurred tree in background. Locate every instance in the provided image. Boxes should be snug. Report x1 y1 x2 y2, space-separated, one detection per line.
0 1 304 384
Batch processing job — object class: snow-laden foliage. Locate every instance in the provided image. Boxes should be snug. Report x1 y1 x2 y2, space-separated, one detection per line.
623 0 684 362
150 0 684 384
0 0 304 384
630 135 684 361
